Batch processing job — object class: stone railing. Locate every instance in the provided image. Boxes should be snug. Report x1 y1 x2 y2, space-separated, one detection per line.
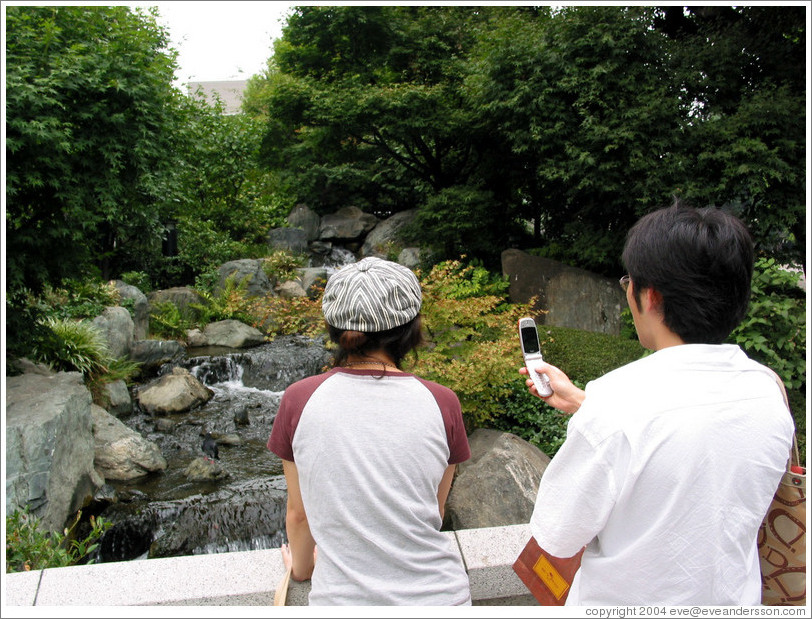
4 524 538 606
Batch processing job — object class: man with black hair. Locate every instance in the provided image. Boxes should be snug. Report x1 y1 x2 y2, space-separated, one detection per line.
521 201 795 605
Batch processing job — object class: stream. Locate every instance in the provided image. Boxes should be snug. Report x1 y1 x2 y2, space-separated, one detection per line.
93 334 333 563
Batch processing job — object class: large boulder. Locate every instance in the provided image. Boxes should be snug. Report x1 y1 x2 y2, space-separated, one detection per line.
136 366 214 415
268 227 309 254
360 208 418 257
113 280 150 340
319 206 378 241
287 203 321 241
103 379 133 417
92 405 167 480
502 248 626 335
92 306 135 359
148 286 207 320
444 429 550 531
129 339 186 374
202 319 266 348
6 372 102 532
216 259 274 298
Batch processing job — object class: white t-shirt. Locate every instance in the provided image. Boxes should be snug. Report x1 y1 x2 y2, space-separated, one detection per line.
268 367 471 606
530 344 794 605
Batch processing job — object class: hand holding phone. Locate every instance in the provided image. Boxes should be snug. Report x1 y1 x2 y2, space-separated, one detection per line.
518 317 553 397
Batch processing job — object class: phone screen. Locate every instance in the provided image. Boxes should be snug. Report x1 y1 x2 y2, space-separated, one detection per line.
521 325 541 355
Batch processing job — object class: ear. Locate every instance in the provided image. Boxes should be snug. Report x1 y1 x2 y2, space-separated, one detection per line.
646 287 664 313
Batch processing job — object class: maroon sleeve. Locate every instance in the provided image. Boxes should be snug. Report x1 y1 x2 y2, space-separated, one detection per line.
416 377 471 465
267 370 335 461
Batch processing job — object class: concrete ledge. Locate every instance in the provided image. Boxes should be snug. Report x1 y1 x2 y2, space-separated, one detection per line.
3 524 537 606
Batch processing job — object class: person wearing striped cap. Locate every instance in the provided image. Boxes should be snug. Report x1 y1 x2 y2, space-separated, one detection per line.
267 257 472 605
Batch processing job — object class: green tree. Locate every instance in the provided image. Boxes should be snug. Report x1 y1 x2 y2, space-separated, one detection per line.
247 5 524 265
657 6 806 269
469 6 683 273
5 5 183 352
159 92 288 286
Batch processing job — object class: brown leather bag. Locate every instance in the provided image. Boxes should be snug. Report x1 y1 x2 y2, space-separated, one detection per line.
758 374 806 606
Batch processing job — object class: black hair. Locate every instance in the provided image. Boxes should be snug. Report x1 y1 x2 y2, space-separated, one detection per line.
328 315 425 369
621 200 754 344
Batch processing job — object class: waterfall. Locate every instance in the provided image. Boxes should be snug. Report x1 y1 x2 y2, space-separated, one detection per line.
94 336 333 563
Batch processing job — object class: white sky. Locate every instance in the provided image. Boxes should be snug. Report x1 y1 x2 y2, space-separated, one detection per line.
142 1 298 84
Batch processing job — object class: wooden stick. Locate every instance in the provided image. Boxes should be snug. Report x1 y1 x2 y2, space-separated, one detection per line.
274 564 292 606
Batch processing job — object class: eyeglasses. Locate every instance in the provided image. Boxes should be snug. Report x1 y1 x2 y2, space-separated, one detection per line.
619 275 631 293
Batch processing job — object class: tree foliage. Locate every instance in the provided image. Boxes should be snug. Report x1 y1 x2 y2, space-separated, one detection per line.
6 6 181 288
246 5 805 274
5 6 183 353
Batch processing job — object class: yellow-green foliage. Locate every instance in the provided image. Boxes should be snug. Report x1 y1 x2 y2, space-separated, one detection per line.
406 259 537 429
248 294 326 338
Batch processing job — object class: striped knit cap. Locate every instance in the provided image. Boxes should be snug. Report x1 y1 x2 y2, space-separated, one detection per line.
322 257 422 332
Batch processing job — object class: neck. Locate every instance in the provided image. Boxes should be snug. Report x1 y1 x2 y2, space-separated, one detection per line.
344 354 400 370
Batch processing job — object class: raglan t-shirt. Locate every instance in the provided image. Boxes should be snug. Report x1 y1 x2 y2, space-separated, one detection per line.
530 344 795 605
268 367 471 605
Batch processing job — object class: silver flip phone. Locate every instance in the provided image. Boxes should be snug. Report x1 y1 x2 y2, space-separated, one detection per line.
518 317 553 397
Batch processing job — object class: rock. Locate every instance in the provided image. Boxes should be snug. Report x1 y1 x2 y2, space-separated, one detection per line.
287 203 321 241
216 433 242 446
147 286 207 321
319 206 378 241
444 429 550 531
398 247 422 269
216 259 274 298
92 306 134 359
6 372 101 532
184 457 229 482
202 319 265 348
153 418 177 433
104 379 133 417
234 406 250 427
92 405 167 480
113 280 150 340
502 248 626 336
275 280 306 298
360 208 418 257
308 240 333 256
7 357 55 376
186 328 208 348
136 367 214 415
129 339 185 374
297 267 328 298
268 227 309 254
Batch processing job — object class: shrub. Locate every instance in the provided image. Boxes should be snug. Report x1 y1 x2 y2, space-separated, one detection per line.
491 326 644 456
119 270 152 293
407 258 646 454
261 250 307 283
6 507 111 573
39 278 121 321
248 294 326 338
409 259 534 429
729 258 806 391
32 316 113 376
729 257 806 460
149 301 194 341
191 273 256 326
